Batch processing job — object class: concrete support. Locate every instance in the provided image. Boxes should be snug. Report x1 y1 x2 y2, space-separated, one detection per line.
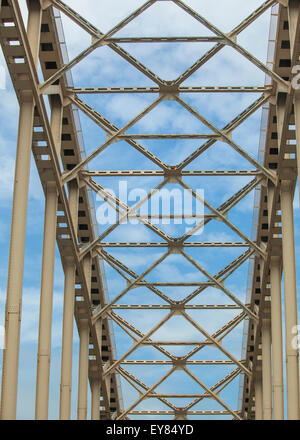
35 96 63 420
59 180 79 420
281 179 300 419
254 372 263 420
91 377 101 420
0 1 41 419
261 318 272 420
270 256 284 420
77 319 89 420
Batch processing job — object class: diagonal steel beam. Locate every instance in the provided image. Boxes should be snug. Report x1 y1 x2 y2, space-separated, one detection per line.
184 367 241 411
178 94 271 170
93 250 170 321
109 310 246 369
99 249 173 305
182 311 251 377
40 0 157 90
183 367 242 420
63 95 164 183
68 95 167 170
179 176 263 242
173 0 287 89
81 176 172 256
182 249 253 305
103 312 173 377
117 368 176 420
108 310 175 360
117 367 177 411
178 178 266 259
49 0 166 86
183 312 247 363
175 96 276 183
180 249 257 321
172 0 277 86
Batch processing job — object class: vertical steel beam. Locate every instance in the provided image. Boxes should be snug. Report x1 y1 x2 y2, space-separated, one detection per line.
91 377 101 420
270 256 284 420
280 179 300 419
254 372 263 420
261 318 272 420
0 0 41 420
294 94 300 201
35 96 63 420
77 319 89 420
91 317 102 419
59 258 76 419
83 254 92 300
35 181 57 419
59 180 79 420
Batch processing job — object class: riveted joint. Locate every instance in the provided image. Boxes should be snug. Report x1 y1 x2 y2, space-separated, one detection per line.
168 241 183 254
159 82 179 100
164 167 181 183
170 302 185 315
173 357 186 370
174 408 188 419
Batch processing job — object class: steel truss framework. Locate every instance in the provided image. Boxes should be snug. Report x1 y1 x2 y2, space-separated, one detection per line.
0 0 299 420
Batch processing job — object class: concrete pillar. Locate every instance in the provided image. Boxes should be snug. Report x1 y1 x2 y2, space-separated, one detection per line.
261 318 272 420
77 319 89 420
270 256 284 420
59 180 79 420
281 179 300 419
0 1 42 419
35 96 62 420
254 372 263 420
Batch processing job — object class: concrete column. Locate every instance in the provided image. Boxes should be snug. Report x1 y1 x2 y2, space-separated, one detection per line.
91 377 100 420
254 372 263 420
0 1 42 420
270 256 284 420
281 179 300 419
59 180 79 420
77 319 89 420
35 96 62 420
261 318 272 420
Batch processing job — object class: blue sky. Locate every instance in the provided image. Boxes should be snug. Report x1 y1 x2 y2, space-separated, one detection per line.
0 0 300 420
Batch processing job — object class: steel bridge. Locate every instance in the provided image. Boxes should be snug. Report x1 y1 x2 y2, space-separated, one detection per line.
0 0 299 420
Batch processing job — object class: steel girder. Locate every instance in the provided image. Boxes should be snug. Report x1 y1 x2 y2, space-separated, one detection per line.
0 0 299 421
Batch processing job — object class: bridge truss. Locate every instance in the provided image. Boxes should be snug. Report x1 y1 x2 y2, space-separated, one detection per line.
0 0 299 420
